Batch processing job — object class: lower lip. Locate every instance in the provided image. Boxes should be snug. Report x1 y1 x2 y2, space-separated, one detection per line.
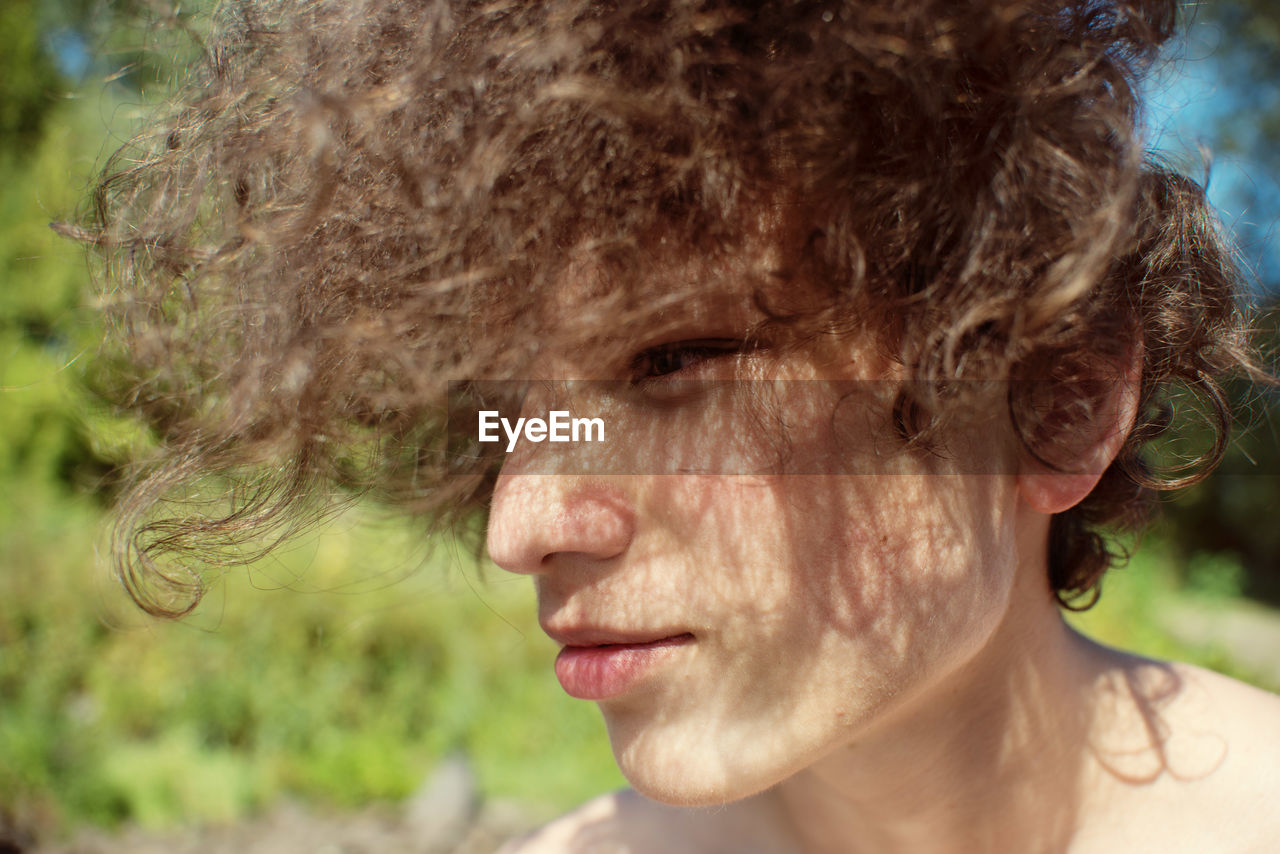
554 634 694 700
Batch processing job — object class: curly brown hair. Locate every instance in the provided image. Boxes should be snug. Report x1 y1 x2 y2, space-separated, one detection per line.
73 0 1262 617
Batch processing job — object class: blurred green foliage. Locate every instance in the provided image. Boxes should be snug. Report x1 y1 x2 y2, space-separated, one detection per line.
1146 368 1280 603
0 0 65 146
0 20 625 838
0 89 627 841
0 105 130 503
0 491 625 839
1068 537 1272 690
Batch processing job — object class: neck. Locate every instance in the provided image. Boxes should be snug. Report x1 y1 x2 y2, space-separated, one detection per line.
772 522 1103 853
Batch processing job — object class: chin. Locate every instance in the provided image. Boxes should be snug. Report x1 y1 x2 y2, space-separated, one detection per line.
620 763 757 808
607 718 788 808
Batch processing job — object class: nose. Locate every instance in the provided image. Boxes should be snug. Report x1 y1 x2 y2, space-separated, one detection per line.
486 475 635 574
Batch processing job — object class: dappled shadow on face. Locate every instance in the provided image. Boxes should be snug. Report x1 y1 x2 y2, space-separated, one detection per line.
504 378 1030 794
485 355 1224 848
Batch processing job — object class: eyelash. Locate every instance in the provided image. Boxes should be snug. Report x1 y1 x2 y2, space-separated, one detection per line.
629 338 747 384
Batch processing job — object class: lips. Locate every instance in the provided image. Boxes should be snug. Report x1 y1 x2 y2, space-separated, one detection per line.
546 629 695 700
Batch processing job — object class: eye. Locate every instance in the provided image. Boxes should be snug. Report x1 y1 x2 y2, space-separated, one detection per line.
629 338 747 384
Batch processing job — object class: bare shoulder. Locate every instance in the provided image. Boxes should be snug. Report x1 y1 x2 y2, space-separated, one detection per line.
1085 655 1280 851
498 792 628 854
1165 662 1280 788
498 789 797 854
1168 664 1280 850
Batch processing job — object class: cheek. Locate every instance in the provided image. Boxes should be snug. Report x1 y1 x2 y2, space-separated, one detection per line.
667 473 1016 688
802 473 1015 650
607 473 1018 803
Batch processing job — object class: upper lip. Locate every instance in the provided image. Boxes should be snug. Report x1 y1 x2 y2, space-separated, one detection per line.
540 622 693 648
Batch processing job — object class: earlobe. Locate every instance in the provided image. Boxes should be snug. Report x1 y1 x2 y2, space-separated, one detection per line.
1015 346 1142 515
1017 471 1105 515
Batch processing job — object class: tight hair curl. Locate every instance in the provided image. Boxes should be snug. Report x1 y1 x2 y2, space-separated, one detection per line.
75 0 1262 617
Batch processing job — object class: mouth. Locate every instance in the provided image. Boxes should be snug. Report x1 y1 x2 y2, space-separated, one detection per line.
547 630 695 701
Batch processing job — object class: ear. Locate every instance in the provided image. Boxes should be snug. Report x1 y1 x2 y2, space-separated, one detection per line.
1016 346 1142 515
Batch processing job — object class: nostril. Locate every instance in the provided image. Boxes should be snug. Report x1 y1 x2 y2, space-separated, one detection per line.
546 488 634 562
487 476 634 574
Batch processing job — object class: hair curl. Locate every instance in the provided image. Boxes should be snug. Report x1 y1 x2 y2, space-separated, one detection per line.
73 0 1263 616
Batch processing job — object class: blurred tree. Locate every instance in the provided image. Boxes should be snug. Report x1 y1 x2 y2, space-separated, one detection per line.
1149 1 1280 603
0 0 69 149
1177 0 1280 288
0 0 162 503
0 0 200 154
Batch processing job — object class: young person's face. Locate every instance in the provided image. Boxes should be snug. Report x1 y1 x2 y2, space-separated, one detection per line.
485 260 1027 806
